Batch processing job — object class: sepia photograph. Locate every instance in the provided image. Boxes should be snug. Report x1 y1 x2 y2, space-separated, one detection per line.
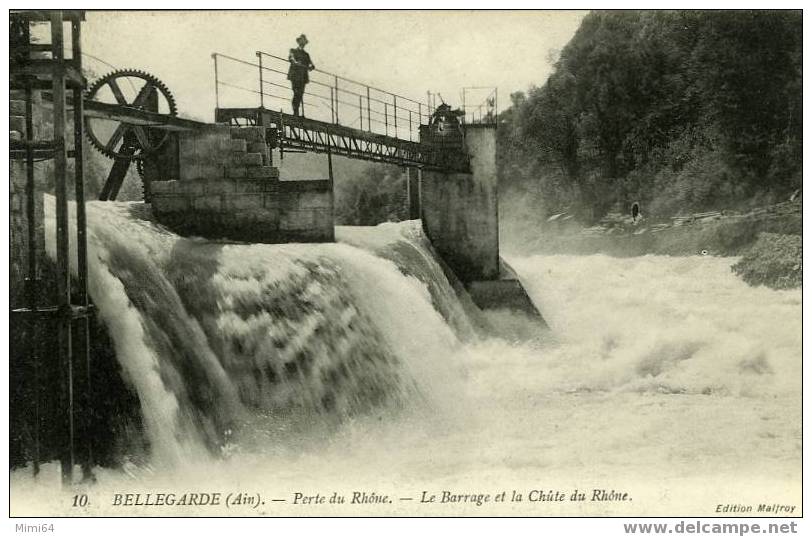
5 6 804 526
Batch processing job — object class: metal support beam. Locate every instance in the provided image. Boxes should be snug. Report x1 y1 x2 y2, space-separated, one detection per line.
326 127 336 242
98 141 136 201
216 108 470 172
83 100 204 131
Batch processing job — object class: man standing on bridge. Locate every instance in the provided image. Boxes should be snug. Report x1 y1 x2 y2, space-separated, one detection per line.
288 34 315 117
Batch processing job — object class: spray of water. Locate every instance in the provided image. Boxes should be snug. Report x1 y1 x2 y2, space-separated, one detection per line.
15 196 799 516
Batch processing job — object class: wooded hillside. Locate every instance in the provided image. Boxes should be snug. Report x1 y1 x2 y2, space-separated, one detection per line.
498 10 802 223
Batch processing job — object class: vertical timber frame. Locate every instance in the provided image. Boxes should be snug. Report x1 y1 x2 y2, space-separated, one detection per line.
21 21 41 476
70 14 93 482
50 10 76 487
9 10 93 486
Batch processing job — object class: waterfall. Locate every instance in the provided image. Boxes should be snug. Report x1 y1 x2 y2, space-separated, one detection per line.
44 198 464 466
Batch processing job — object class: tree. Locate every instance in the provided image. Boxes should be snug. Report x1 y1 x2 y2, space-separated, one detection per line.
497 10 802 222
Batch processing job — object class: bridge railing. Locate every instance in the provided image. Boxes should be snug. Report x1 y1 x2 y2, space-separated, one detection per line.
461 86 498 126
212 51 428 142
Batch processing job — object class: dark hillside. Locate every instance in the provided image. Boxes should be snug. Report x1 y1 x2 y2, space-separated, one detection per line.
498 10 802 225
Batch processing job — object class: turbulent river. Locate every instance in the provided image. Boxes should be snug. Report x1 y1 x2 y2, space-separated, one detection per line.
10 198 801 516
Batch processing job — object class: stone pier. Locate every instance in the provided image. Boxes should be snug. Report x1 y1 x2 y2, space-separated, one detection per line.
150 125 334 243
420 124 546 322
149 118 542 323
421 125 499 281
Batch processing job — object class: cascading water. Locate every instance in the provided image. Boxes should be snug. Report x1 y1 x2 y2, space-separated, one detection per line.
41 197 465 467
12 196 800 516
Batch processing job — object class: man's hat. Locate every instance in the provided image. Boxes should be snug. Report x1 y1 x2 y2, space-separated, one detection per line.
296 34 308 45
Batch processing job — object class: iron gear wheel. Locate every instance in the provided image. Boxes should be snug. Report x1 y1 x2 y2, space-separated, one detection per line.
84 69 178 160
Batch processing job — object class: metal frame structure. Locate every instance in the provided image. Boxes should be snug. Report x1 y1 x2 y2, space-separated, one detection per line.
216 107 470 173
10 9 93 485
462 86 498 125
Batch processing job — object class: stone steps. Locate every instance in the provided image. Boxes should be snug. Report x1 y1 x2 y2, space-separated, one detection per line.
177 124 277 181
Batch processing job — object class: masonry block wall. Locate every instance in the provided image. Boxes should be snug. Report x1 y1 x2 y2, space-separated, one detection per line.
421 124 499 282
151 125 334 243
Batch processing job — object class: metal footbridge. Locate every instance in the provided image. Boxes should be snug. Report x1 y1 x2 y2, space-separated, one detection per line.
211 51 498 172
215 106 469 171
24 47 497 199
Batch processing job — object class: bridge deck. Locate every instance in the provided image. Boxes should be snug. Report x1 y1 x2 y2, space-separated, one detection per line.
75 100 469 172
216 107 469 172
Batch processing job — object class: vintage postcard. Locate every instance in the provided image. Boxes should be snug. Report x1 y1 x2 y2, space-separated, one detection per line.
6 8 803 525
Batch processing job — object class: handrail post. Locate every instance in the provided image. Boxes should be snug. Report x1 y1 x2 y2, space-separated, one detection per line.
256 51 264 108
212 53 220 110
359 95 363 130
393 94 398 138
279 108 285 160
409 109 412 142
330 87 335 123
418 102 422 127
384 102 388 137
334 75 339 124
366 87 371 132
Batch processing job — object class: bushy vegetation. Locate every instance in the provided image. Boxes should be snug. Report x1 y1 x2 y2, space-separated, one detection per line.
732 233 801 289
334 164 408 225
498 10 802 224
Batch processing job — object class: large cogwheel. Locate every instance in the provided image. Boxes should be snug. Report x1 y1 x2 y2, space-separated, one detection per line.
84 69 178 160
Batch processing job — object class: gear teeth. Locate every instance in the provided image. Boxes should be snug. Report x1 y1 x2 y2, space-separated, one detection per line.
84 69 178 160
137 159 151 202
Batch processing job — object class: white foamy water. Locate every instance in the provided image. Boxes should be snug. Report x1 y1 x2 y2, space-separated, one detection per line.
11 199 800 516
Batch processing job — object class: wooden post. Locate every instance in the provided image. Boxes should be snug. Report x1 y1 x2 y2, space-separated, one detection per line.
51 11 75 486
24 81 41 478
72 15 94 482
